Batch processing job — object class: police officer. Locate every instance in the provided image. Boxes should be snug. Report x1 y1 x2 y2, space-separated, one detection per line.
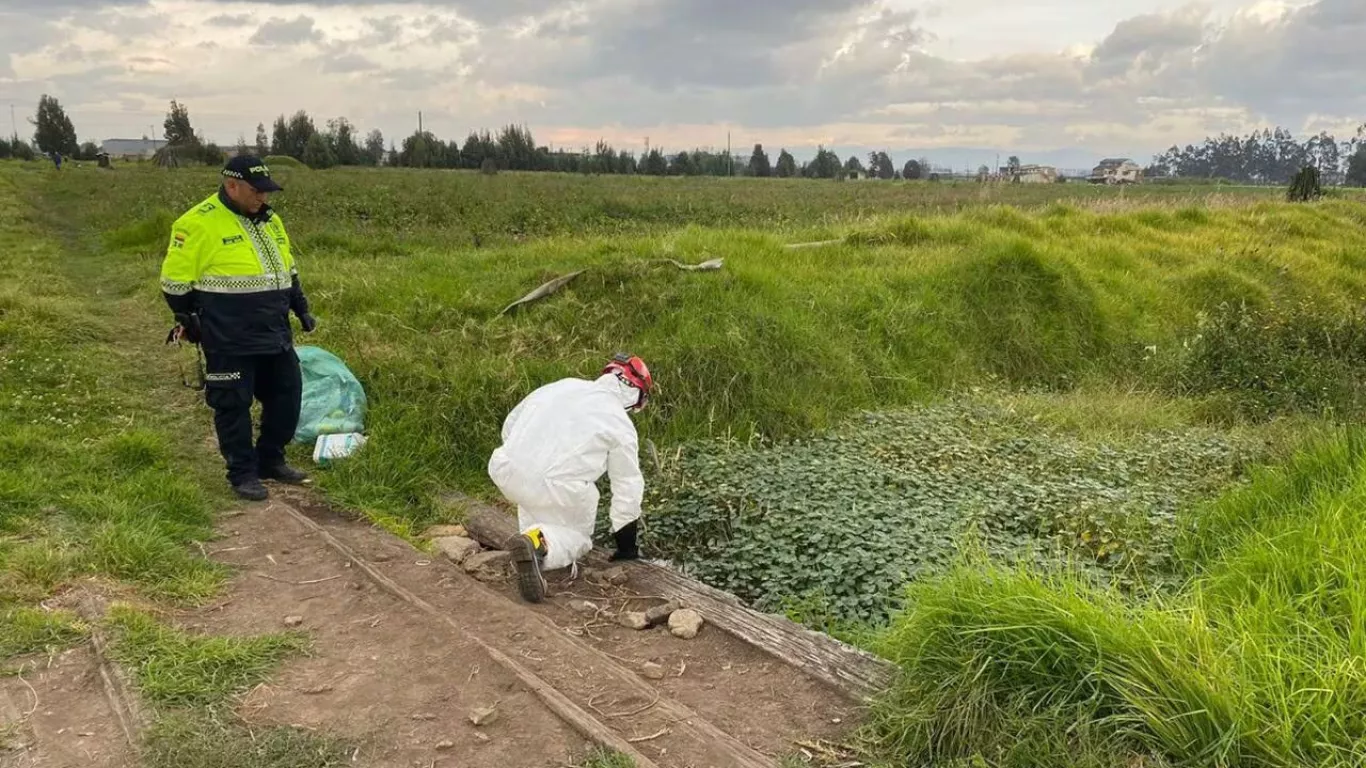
160 155 316 501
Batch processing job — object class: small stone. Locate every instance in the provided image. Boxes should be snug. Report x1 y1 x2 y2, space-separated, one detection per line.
474 732 491 743
463 549 511 576
435 740 455 750
469 706 499 726
283 615 304 628
668 609 704 639
78 731 94 737
617 612 649 630
411 713 436 721
433 536 481 565
640 661 665 680
423 524 469 539
569 600 599 616
347 582 363 590
600 566 629 585
644 600 680 627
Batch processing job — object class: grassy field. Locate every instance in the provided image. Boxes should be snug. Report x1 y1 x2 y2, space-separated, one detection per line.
0 164 351 765
9 159 1366 766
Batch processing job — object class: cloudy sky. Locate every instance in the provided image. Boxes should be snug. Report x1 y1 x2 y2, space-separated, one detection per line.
1 0 1362 166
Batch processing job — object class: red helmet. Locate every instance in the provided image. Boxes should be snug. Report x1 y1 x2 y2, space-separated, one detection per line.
603 353 653 410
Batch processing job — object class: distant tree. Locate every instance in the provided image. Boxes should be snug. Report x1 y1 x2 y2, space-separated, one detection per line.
1007 155 1021 175
804 146 842 179
775 149 797 178
0 138 11 160
201 142 226 165
364 129 385 166
642 148 667 175
1345 146 1366 187
480 157 498 175
386 141 399 167
325 117 361 166
977 164 991 180
1287 165 1321 201
74 141 99 161
162 99 196 148
870 151 895 179
400 131 438 168
302 131 336 169
668 151 695 176
32 95 78 156
749 143 771 177
844 155 865 176
271 111 316 160
13 139 36 161
902 159 923 180
270 115 289 156
234 135 250 157
254 123 269 156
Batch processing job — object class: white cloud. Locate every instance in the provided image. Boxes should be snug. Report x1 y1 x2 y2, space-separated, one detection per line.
0 0 1360 163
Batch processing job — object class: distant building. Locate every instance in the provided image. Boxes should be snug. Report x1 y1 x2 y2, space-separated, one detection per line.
1089 158 1143 185
100 138 165 161
1017 164 1058 183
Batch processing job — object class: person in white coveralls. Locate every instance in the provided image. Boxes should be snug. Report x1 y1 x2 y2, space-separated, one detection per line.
488 354 654 603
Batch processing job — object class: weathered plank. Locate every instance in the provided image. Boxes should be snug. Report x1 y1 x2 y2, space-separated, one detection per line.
455 494 899 702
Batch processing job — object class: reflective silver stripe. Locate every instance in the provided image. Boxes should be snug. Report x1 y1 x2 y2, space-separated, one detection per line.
161 278 193 296
236 215 288 292
196 273 293 294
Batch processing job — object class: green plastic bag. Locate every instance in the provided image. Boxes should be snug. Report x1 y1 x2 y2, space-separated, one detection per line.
293 346 367 444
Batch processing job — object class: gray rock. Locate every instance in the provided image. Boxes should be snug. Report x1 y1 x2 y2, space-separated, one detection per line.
617 612 649 630
463 550 512 581
469 706 499 726
283 615 304 628
640 661 665 680
433 536 481 565
668 609 704 639
644 600 680 627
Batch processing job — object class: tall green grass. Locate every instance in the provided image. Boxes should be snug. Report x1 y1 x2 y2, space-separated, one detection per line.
0 171 224 623
34 165 1366 532
870 429 1366 767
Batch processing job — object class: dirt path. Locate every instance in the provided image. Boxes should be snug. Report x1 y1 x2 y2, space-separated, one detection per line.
159 492 856 767
0 646 135 768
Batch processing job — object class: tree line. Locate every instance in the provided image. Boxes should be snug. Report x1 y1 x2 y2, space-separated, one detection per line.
17 93 1366 187
1148 125 1366 186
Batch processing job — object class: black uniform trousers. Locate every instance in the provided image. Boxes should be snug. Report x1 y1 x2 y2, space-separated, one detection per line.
203 349 302 485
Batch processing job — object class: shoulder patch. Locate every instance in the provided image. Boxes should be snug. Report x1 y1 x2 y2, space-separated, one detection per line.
196 201 218 215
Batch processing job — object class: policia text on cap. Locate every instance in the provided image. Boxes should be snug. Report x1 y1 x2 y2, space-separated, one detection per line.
159 156 317 501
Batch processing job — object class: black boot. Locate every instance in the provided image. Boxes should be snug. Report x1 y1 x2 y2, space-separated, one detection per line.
232 477 269 501
260 463 309 485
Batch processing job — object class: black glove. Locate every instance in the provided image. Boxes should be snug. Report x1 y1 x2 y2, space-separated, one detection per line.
173 312 202 344
610 521 640 561
298 313 317 333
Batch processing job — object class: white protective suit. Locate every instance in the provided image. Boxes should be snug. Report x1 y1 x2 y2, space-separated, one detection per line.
487 373 644 571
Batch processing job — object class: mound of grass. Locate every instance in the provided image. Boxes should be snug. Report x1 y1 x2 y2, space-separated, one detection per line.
263 155 305 169
107 606 309 708
868 429 1366 767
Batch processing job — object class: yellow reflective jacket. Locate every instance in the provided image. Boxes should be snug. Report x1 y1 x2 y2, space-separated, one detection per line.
160 189 310 355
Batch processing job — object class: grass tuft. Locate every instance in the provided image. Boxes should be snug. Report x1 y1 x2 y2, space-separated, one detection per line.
106 606 309 708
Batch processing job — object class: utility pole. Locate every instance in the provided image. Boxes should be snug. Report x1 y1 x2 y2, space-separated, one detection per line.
418 111 423 134
10 103 16 143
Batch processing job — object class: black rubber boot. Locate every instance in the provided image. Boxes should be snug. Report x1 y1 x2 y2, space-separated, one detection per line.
509 530 548 603
260 463 309 485
232 477 269 501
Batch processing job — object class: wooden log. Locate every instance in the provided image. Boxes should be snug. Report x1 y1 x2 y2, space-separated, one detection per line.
457 496 899 701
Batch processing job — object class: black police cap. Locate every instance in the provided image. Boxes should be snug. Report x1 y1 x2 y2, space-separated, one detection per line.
221 155 283 192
